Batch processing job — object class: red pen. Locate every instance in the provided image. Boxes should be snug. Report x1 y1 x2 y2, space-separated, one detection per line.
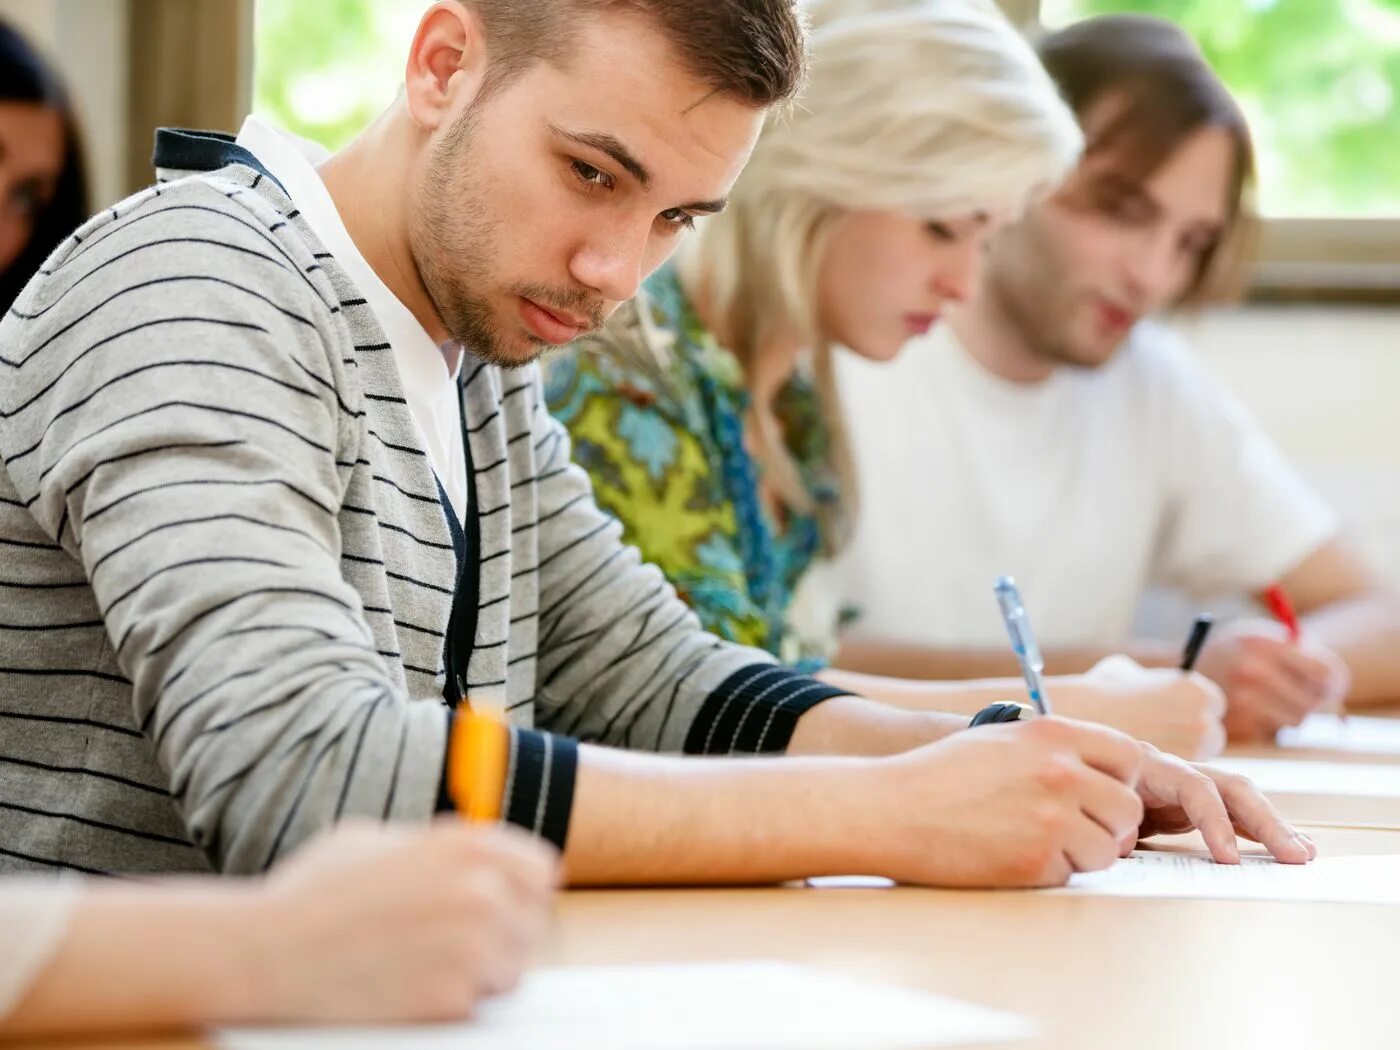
1263 584 1300 642
1265 583 1347 721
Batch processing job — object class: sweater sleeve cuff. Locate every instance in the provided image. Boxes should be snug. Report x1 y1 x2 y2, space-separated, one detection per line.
435 714 578 853
500 727 578 852
683 663 852 756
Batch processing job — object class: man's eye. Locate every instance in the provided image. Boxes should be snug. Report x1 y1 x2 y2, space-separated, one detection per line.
659 208 695 231
1099 194 1149 223
1180 234 1218 258
571 160 614 189
925 221 957 242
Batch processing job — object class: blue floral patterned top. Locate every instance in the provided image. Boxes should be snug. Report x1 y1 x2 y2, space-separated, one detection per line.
541 265 839 669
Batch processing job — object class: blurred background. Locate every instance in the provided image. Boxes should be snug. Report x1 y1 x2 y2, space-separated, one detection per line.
3 0 1396 619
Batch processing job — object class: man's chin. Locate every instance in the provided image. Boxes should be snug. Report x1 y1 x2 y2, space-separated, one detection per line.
451 321 554 371
1051 323 1132 370
1060 343 1121 371
490 340 551 370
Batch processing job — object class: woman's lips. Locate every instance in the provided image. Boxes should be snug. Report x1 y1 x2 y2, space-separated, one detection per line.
904 312 941 336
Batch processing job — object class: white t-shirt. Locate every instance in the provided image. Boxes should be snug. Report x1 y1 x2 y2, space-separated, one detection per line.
833 321 1337 648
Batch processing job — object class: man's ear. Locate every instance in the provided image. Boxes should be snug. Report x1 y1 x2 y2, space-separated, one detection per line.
404 1 490 132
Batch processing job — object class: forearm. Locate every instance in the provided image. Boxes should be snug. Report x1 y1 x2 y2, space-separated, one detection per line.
561 697 973 885
814 669 1129 725
834 637 1179 681
4 882 266 1039
1302 591 1400 706
562 742 883 886
819 668 1046 717
786 694 966 751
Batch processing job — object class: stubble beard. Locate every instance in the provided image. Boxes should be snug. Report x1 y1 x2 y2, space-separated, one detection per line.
410 111 607 370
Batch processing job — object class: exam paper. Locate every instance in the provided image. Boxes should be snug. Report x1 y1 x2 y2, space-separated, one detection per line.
1212 756 1400 798
807 874 898 889
219 961 1034 1050
1060 849 1400 904
1276 715 1400 756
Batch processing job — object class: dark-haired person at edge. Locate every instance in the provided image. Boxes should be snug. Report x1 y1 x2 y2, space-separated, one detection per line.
0 20 89 312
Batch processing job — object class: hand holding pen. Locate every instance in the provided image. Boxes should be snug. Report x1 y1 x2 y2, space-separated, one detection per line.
1189 585 1349 740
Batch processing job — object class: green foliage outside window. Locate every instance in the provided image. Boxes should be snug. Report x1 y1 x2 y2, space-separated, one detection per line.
1043 0 1400 216
254 0 1399 217
253 0 425 151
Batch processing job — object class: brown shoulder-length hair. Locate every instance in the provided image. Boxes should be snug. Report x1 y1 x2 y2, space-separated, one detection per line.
1036 14 1257 304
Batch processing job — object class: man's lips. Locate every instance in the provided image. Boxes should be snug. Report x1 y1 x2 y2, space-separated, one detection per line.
519 297 588 345
1094 298 1136 334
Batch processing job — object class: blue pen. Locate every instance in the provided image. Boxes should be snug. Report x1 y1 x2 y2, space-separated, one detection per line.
993 576 1052 716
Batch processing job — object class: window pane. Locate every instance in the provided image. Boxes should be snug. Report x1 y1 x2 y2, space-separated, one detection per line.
253 0 425 150
1040 0 1400 218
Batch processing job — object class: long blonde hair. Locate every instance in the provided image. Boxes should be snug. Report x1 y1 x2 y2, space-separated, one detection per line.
679 0 1082 551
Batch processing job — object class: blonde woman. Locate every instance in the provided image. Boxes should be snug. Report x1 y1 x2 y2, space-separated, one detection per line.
543 0 1225 757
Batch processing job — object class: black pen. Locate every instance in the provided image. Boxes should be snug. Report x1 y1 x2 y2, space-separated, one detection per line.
1180 614 1214 672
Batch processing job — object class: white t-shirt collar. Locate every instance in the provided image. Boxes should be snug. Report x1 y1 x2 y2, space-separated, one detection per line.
234 116 468 518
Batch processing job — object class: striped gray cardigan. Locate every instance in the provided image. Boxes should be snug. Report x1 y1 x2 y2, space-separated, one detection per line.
0 129 846 876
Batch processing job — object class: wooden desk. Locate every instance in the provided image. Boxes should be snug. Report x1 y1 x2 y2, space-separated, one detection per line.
61 826 1400 1050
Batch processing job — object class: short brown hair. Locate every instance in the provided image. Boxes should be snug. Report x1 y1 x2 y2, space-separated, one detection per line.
463 0 808 109
1036 15 1255 303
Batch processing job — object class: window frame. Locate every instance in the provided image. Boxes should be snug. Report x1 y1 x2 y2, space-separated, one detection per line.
234 0 1393 299
999 0 1400 300
125 0 256 197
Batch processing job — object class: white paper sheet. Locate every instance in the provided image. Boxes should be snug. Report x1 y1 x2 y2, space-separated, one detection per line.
1212 756 1400 797
218 961 1034 1050
1060 849 1400 904
807 874 898 889
1276 715 1400 756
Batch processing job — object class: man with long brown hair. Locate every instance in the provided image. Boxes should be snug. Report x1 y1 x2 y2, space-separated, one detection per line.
837 14 1400 740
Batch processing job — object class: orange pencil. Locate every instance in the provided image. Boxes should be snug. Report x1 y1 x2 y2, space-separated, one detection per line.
448 707 508 823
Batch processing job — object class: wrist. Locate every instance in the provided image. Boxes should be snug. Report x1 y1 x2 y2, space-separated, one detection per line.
220 878 292 1023
790 695 962 757
56 878 275 1031
814 753 909 876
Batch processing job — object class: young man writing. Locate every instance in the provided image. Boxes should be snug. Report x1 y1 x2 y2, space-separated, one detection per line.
835 14 1400 741
0 1 1309 887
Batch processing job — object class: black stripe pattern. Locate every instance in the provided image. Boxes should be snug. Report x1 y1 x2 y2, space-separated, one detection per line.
0 130 842 878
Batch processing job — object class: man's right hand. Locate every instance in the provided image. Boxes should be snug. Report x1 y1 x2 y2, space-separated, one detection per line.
1193 620 1350 740
856 717 1146 888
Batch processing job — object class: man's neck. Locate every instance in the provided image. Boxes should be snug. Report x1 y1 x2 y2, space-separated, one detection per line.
948 285 1059 386
318 107 451 349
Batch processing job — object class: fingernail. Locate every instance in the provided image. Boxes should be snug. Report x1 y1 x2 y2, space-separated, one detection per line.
1290 835 1310 855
